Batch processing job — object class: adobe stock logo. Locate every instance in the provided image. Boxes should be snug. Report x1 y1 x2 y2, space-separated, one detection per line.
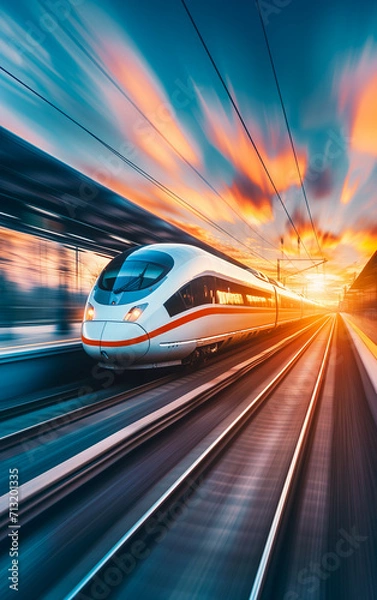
283 525 368 599
75 476 208 600
258 0 294 26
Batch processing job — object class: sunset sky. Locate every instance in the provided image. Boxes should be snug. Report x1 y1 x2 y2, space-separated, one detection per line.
1 0 377 305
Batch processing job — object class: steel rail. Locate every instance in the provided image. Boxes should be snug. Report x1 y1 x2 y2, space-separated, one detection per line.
0 374 176 450
248 316 336 600
0 317 329 537
64 316 333 599
1 319 325 450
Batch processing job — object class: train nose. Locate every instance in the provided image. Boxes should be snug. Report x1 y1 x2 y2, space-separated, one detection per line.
100 321 150 367
82 321 105 361
82 321 150 367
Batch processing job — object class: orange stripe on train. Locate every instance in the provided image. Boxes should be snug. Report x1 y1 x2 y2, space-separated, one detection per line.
81 305 262 347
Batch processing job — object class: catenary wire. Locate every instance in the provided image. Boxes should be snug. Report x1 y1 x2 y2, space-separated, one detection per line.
255 0 323 258
0 65 276 267
37 0 298 267
180 0 316 266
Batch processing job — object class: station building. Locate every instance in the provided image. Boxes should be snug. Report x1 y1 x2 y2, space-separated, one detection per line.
343 250 377 317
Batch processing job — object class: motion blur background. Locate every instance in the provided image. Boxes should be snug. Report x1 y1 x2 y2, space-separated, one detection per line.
0 226 109 335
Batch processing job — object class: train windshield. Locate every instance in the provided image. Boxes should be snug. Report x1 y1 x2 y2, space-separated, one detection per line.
98 249 174 293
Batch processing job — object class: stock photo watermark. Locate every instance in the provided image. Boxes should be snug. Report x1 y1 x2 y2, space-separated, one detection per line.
8 468 20 592
76 76 200 206
259 0 295 26
75 475 208 600
16 0 85 59
283 525 368 599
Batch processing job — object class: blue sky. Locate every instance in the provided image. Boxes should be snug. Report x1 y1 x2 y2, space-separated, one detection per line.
1 0 377 301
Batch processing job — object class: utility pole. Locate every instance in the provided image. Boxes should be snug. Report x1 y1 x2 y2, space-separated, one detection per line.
277 237 284 282
277 257 327 284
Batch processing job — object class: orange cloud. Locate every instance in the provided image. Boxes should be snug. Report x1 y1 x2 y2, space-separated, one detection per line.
340 170 362 205
336 45 377 203
99 38 201 171
281 214 377 297
168 217 274 273
351 73 377 155
342 227 377 256
225 182 273 224
171 183 235 224
282 205 342 258
196 89 307 223
82 160 241 242
169 218 220 246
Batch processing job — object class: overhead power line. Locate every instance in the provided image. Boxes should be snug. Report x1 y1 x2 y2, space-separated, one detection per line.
254 0 323 258
180 0 316 266
37 0 282 258
0 65 275 266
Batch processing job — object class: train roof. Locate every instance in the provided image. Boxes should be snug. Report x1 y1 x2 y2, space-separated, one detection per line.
131 243 273 277
126 243 321 304
127 243 273 290
129 243 206 261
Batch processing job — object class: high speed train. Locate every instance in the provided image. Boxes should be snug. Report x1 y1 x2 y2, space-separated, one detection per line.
82 243 324 369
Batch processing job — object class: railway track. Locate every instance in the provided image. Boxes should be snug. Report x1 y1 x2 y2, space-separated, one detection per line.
0 317 329 531
248 316 334 600
261 315 377 600
1 317 323 439
62 315 335 600
0 322 324 479
0 374 176 450
2 320 346 599
5 314 375 600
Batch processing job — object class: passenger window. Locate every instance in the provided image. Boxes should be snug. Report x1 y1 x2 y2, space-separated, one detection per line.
164 293 186 317
164 276 215 316
181 284 194 308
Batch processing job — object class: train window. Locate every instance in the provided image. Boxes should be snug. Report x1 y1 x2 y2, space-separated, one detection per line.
181 283 194 308
98 249 173 293
245 293 266 307
164 274 275 316
215 277 273 307
164 276 215 317
164 282 194 317
216 290 244 304
164 292 187 316
191 277 214 306
280 295 301 309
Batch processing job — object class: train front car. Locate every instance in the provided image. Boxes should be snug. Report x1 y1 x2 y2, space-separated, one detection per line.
81 244 278 369
82 245 177 368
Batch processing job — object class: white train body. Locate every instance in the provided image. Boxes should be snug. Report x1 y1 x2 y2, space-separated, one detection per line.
82 244 323 368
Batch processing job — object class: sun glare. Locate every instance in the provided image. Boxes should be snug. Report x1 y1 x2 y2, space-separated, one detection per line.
306 273 326 295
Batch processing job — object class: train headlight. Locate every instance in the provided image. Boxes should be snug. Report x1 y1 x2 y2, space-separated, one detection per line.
84 302 95 321
123 303 148 322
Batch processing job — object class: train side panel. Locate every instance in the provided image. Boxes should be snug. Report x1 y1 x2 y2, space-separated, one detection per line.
82 243 326 369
